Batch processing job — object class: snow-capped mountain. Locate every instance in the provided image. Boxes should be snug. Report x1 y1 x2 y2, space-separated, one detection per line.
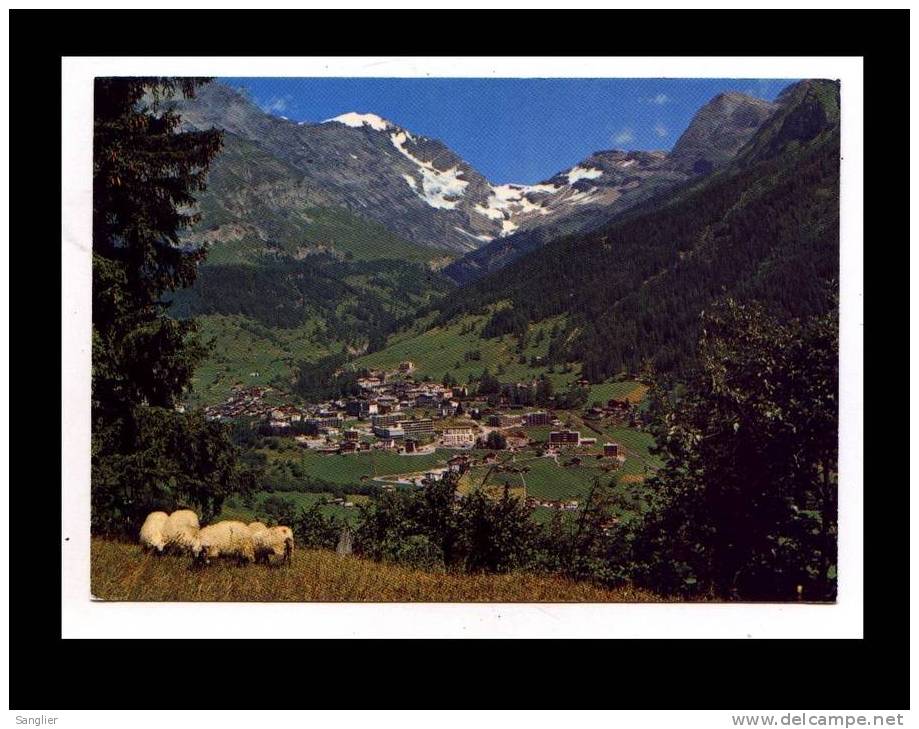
172 82 779 262
442 91 785 283
468 149 686 238
171 84 673 255
173 85 493 253
315 110 682 246
319 108 698 247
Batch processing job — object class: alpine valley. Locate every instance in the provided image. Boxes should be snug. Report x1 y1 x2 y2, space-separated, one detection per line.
169 79 838 408
90 72 843 605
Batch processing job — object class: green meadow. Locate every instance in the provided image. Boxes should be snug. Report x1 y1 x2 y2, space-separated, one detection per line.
263 447 457 486
218 490 361 526
187 314 335 407
353 313 569 385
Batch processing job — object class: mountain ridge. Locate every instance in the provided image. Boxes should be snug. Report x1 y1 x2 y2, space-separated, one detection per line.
441 86 787 284
389 79 840 380
175 82 789 267
179 84 693 255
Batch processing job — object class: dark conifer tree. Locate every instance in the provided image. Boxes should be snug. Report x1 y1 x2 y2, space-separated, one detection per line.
92 77 252 535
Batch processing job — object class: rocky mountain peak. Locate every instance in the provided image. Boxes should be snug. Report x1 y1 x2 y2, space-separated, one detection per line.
736 79 839 165
667 91 778 175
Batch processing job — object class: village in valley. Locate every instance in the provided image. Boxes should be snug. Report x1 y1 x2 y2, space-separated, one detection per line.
201 358 659 526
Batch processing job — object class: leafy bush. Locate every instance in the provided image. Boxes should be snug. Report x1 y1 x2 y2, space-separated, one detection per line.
484 431 507 450
382 534 445 571
92 407 257 536
458 488 537 574
257 493 298 526
291 503 344 550
629 300 838 601
352 477 536 575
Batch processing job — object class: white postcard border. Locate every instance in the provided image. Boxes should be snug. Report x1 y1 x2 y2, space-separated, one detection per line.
61 55 863 639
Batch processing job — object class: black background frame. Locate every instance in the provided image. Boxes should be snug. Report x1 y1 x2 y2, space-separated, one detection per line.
9 7 906 710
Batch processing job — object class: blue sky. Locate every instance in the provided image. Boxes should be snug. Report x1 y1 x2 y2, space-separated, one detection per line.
221 77 797 185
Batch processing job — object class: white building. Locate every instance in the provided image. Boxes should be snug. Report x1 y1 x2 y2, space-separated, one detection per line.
441 427 475 447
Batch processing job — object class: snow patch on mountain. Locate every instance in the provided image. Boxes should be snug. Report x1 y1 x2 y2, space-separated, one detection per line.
524 183 563 195
454 226 494 243
473 183 554 225
390 131 469 210
471 164 611 235
474 205 505 222
565 165 604 184
493 185 552 215
568 188 600 205
319 109 614 235
325 112 391 131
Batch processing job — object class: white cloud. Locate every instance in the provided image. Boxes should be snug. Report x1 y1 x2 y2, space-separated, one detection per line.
641 93 670 105
654 122 669 138
264 95 291 114
613 128 634 146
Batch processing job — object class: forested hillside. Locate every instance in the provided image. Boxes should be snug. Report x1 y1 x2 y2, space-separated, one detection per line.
168 80 838 402
171 254 450 347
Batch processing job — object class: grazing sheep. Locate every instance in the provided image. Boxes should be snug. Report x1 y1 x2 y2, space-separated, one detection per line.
253 525 294 566
163 509 201 555
139 511 169 554
247 521 268 535
192 521 255 567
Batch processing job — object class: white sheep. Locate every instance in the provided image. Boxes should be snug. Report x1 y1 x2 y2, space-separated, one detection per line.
139 511 169 554
163 509 201 555
248 521 268 535
252 525 294 566
192 521 255 566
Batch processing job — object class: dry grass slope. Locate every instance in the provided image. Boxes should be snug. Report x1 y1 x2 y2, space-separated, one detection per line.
91 539 663 603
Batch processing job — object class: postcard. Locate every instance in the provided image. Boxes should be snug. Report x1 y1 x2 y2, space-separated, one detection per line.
83 71 841 606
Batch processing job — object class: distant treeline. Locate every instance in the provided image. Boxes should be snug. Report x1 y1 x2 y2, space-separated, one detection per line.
170 254 451 350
